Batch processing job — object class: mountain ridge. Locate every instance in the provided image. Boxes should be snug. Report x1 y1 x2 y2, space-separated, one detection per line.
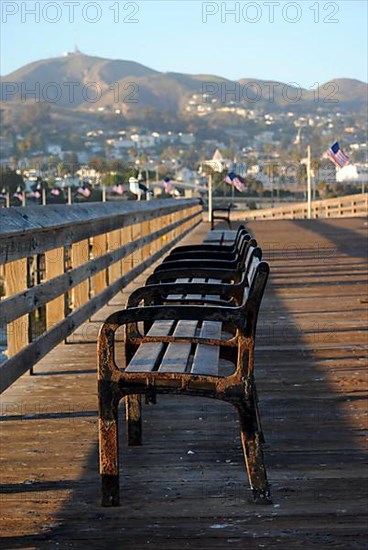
1 53 367 113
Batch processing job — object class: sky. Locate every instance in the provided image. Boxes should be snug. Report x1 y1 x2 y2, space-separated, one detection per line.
0 0 367 86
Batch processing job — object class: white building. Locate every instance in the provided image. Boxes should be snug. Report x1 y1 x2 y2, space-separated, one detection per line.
336 164 368 183
176 167 198 182
47 144 62 156
130 134 156 149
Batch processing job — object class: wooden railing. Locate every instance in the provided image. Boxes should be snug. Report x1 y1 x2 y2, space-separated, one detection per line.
0 199 202 392
231 193 368 221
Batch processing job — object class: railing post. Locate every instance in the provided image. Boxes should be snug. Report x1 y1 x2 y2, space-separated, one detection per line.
108 229 122 284
4 259 29 358
45 247 65 329
91 234 108 296
70 239 90 310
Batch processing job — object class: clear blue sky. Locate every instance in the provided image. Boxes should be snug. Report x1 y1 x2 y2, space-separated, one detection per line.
1 0 367 86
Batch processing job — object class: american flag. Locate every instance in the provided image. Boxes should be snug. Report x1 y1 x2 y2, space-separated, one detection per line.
13 187 24 201
326 142 350 169
224 172 245 192
112 183 124 195
32 190 41 199
77 185 91 198
163 176 173 193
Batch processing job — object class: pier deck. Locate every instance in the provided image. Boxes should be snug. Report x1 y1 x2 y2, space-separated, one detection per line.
1 218 367 549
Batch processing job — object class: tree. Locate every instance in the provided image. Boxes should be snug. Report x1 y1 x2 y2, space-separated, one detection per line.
63 153 80 177
89 156 107 174
0 167 24 194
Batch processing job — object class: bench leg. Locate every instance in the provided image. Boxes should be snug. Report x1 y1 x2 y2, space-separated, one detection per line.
99 388 120 506
253 384 265 444
236 402 271 504
126 394 142 446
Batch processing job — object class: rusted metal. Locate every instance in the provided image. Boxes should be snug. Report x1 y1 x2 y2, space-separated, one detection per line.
98 238 271 506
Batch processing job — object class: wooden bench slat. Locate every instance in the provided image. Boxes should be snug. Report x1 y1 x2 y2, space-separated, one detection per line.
158 320 198 373
191 321 222 376
206 278 220 302
204 230 237 243
184 277 205 301
125 320 174 372
167 277 188 300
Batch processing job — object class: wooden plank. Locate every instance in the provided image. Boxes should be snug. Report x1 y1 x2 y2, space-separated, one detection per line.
184 277 205 302
204 230 224 243
131 223 142 271
125 321 174 373
158 320 198 373
4 258 29 358
191 321 222 376
1 218 368 548
141 220 151 262
0 220 199 393
0 199 201 264
205 278 221 303
70 239 90 310
107 229 122 283
45 247 65 329
0 212 202 325
90 234 107 296
121 225 132 275
167 277 188 301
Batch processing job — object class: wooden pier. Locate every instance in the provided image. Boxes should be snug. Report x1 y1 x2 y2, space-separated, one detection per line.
1 216 367 549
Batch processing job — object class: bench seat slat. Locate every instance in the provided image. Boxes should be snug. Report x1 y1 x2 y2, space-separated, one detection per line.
191 321 222 376
204 230 238 244
158 320 198 373
184 277 205 301
125 320 174 372
167 278 187 301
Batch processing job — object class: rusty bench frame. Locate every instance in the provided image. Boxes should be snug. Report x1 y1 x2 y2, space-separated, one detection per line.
98 237 271 507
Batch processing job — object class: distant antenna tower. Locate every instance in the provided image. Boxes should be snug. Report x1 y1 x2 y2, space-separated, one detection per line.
74 33 81 54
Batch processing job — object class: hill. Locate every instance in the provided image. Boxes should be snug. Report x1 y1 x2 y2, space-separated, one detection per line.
1 53 367 117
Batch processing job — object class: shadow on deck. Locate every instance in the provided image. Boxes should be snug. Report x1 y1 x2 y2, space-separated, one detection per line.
1 218 367 549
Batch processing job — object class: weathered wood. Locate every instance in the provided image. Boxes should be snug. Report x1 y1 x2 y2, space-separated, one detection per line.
0 199 201 264
45 247 65 329
231 192 368 222
131 223 142 271
1 219 367 548
158 321 198 373
141 220 151 261
191 321 222 376
120 225 132 276
107 229 122 284
126 321 174 373
70 239 90 310
90 234 107 296
0 219 200 393
0 210 201 325
4 258 29 358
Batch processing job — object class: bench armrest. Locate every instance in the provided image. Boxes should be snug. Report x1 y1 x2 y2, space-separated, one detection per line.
127 280 247 308
165 250 238 261
146 267 241 284
155 258 240 272
98 303 246 375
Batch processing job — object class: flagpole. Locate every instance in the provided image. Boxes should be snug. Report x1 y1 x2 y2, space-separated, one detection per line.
307 145 312 219
208 173 213 223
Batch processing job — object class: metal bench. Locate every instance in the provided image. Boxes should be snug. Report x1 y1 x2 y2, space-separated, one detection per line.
211 204 233 230
98 234 271 507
